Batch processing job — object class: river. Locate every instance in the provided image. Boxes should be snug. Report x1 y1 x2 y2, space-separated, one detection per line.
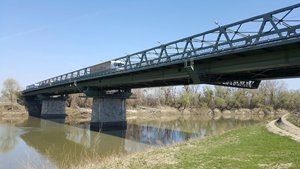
0 114 273 169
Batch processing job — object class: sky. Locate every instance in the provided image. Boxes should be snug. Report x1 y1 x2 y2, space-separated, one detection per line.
0 0 300 90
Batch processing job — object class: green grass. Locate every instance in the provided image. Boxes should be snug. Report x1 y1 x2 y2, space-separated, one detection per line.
84 124 300 169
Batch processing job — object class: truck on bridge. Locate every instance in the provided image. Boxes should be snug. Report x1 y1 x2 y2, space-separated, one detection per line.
90 60 125 74
25 60 125 90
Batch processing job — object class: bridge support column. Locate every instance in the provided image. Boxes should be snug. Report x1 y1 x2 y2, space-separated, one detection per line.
24 95 67 123
41 98 67 120
87 89 132 131
24 96 42 118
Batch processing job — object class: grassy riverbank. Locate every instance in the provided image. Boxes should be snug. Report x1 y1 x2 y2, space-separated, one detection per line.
73 124 300 169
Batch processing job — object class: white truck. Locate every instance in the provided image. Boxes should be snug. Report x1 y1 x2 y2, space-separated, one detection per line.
90 60 125 74
26 83 39 89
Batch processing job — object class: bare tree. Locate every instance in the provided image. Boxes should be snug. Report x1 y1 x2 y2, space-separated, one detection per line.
1 78 21 110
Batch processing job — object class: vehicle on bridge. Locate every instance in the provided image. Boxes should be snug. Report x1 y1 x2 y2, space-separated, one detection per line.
25 60 125 90
90 60 125 74
26 83 39 90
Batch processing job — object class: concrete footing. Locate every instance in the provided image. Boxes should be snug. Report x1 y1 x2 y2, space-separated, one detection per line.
90 121 127 131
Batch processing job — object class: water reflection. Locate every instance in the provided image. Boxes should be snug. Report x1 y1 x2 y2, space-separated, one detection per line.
0 114 271 169
126 116 257 146
0 124 19 153
16 118 140 168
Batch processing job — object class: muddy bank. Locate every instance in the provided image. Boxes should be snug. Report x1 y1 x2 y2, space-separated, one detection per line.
0 103 288 124
65 106 287 124
128 106 288 116
127 106 286 121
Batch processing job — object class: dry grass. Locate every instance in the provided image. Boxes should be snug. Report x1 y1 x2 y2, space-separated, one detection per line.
287 113 300 127
65 107 91 124
258 163 293 169
0 103 28 123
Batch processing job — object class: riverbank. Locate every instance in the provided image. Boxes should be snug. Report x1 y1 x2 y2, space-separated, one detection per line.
0 103 292 125
71 123 300 169
127 106 289 116
65 105 287 123
0 103 28 123
0 102 294 125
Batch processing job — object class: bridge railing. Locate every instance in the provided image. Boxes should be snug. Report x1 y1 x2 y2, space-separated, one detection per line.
25 3 300 92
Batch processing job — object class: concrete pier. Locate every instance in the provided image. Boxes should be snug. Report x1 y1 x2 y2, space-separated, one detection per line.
41 98 66 120
24 95 67 122
88 89 131 131
23 96 42 118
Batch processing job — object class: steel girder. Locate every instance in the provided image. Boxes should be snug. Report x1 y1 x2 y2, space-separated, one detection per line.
207 80 261 89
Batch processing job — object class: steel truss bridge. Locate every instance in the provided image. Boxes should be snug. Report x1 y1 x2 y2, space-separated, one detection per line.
23 4 300 96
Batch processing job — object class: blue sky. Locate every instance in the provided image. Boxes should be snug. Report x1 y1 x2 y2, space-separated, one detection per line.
0 0 299 90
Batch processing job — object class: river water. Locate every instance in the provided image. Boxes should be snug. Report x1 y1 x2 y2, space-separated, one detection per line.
0 114 273 169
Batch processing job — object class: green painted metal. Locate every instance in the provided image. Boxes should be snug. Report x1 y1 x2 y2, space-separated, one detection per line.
23 4 300 96
23 41 300 96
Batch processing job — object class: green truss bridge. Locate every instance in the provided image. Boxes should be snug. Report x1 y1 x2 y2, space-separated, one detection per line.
23 4 300 131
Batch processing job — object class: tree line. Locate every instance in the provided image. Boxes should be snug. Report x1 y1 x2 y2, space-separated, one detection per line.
127 80 300 112
1 78 299 113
